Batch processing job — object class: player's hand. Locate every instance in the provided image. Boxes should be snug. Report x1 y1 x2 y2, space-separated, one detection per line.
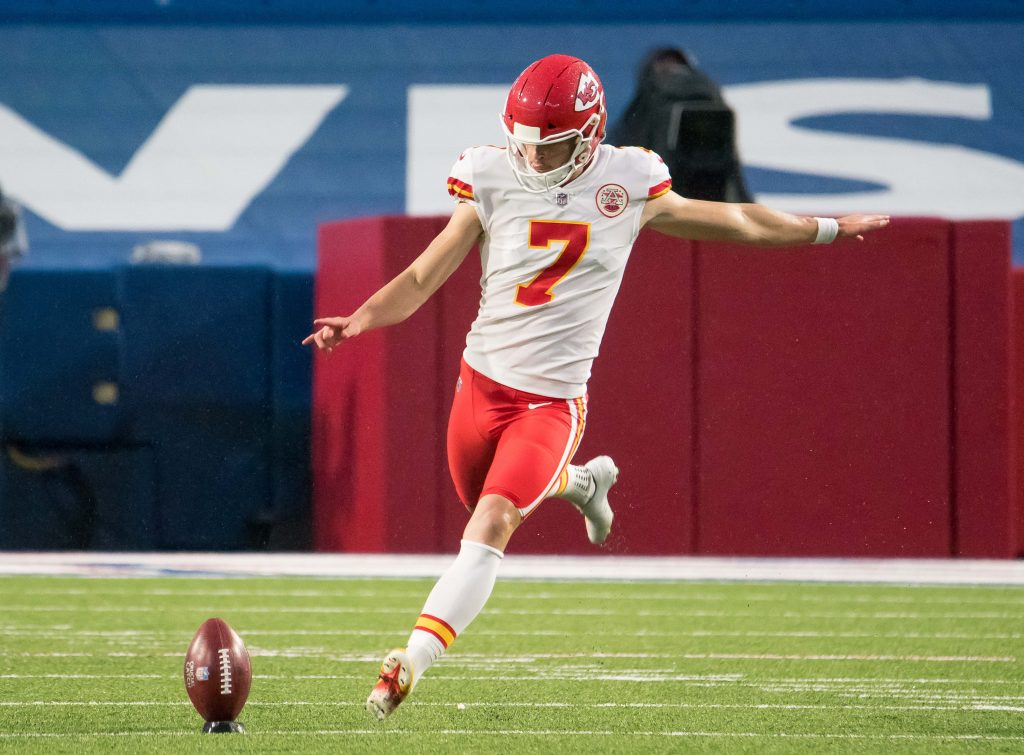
301 316 362 353
836 214 890 241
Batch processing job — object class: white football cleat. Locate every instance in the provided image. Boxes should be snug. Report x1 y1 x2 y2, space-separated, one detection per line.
579 456 618 544
366 648 414 721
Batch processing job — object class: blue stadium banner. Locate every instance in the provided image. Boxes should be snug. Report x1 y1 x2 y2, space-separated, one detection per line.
0 20 1021 267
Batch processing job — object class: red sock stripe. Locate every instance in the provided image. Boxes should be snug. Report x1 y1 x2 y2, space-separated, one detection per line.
414 625 451 649
420 613 456 638
415 613 457 648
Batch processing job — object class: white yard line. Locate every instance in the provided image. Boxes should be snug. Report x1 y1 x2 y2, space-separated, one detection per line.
1 552 1024 585
0 674 165 679
3 587 1023 607
7 671 1020 684
1 649 1016 663
657 732 1024 741
0 700 1021 712
1 626 1021 641
11 626 1023 641
3 604 1022 620
0 729 1020 742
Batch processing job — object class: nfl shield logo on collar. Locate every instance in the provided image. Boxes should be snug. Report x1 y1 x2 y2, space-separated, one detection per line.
556 192 569 207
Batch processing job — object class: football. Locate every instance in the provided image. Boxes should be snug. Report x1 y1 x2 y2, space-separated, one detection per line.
183 617 252 727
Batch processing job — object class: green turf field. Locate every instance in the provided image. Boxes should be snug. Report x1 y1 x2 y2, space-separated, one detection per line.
0 575 1021 753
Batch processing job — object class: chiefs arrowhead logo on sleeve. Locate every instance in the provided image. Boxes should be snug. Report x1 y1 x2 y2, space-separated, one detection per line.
574 72 600 112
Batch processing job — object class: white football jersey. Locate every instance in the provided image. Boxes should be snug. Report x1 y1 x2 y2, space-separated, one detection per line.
448 143 672 399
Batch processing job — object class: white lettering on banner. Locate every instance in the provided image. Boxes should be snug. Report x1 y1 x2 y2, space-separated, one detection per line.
406 80 1024 220
0 85 347 231
724 78 1024 218
407 85 508 216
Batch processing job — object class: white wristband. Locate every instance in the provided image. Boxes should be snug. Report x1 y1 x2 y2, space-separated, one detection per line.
813 217 840 244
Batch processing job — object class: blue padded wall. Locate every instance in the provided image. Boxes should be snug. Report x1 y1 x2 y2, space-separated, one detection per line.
118 265 273 549
1 269 123 443
0 264 312 550
268 269 314 548
118 266 272 440
0 446 157 550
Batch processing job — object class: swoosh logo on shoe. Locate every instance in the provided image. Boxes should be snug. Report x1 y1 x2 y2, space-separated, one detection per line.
528 402 552 410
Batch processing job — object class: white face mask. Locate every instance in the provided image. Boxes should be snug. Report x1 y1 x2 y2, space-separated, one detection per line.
500 115 600 193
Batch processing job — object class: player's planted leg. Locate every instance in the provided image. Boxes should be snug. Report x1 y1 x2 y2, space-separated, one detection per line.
366 649 414 721
366 496 516 721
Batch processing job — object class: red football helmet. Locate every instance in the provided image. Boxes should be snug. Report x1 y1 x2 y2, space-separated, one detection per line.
501 54 607 192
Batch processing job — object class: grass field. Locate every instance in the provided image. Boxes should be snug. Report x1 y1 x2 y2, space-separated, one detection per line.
0 574 1022 753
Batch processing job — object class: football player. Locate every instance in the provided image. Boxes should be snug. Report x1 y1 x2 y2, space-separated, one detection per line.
303 54 889 720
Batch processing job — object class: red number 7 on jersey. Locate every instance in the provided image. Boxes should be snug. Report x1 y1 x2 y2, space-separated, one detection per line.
514 220 591 307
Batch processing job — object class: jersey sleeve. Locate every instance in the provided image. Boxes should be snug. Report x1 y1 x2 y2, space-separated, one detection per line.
645 150 673 200
446 149 477 204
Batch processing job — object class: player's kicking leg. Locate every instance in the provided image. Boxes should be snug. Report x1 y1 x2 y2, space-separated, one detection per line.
554 456 618 544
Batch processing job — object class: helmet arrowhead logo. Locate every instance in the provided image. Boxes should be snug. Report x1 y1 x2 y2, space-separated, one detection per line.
574 72 600 112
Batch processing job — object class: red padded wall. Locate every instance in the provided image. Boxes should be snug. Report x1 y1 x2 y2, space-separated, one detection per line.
313 217 697 556
1014 268 1024 556
950 222 1015 557
312 217 448 552
434 249 482 547
312 216 1015 557
695 220 952 556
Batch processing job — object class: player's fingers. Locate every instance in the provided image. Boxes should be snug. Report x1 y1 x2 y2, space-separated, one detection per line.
841 214 888 225
304 330 329 348
313 317 347 328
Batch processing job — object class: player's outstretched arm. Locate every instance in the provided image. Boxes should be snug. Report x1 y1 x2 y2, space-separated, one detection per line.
641 190 889 246
303 202 482 352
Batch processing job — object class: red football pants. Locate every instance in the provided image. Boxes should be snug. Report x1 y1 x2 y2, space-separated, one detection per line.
447 359 587 517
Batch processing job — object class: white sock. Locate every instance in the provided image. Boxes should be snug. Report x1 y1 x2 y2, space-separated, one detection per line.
405 539 503 687
551 464 596 508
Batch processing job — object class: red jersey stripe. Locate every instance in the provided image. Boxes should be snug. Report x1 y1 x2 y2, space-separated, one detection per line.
648 179 672 199
447 176 475 200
